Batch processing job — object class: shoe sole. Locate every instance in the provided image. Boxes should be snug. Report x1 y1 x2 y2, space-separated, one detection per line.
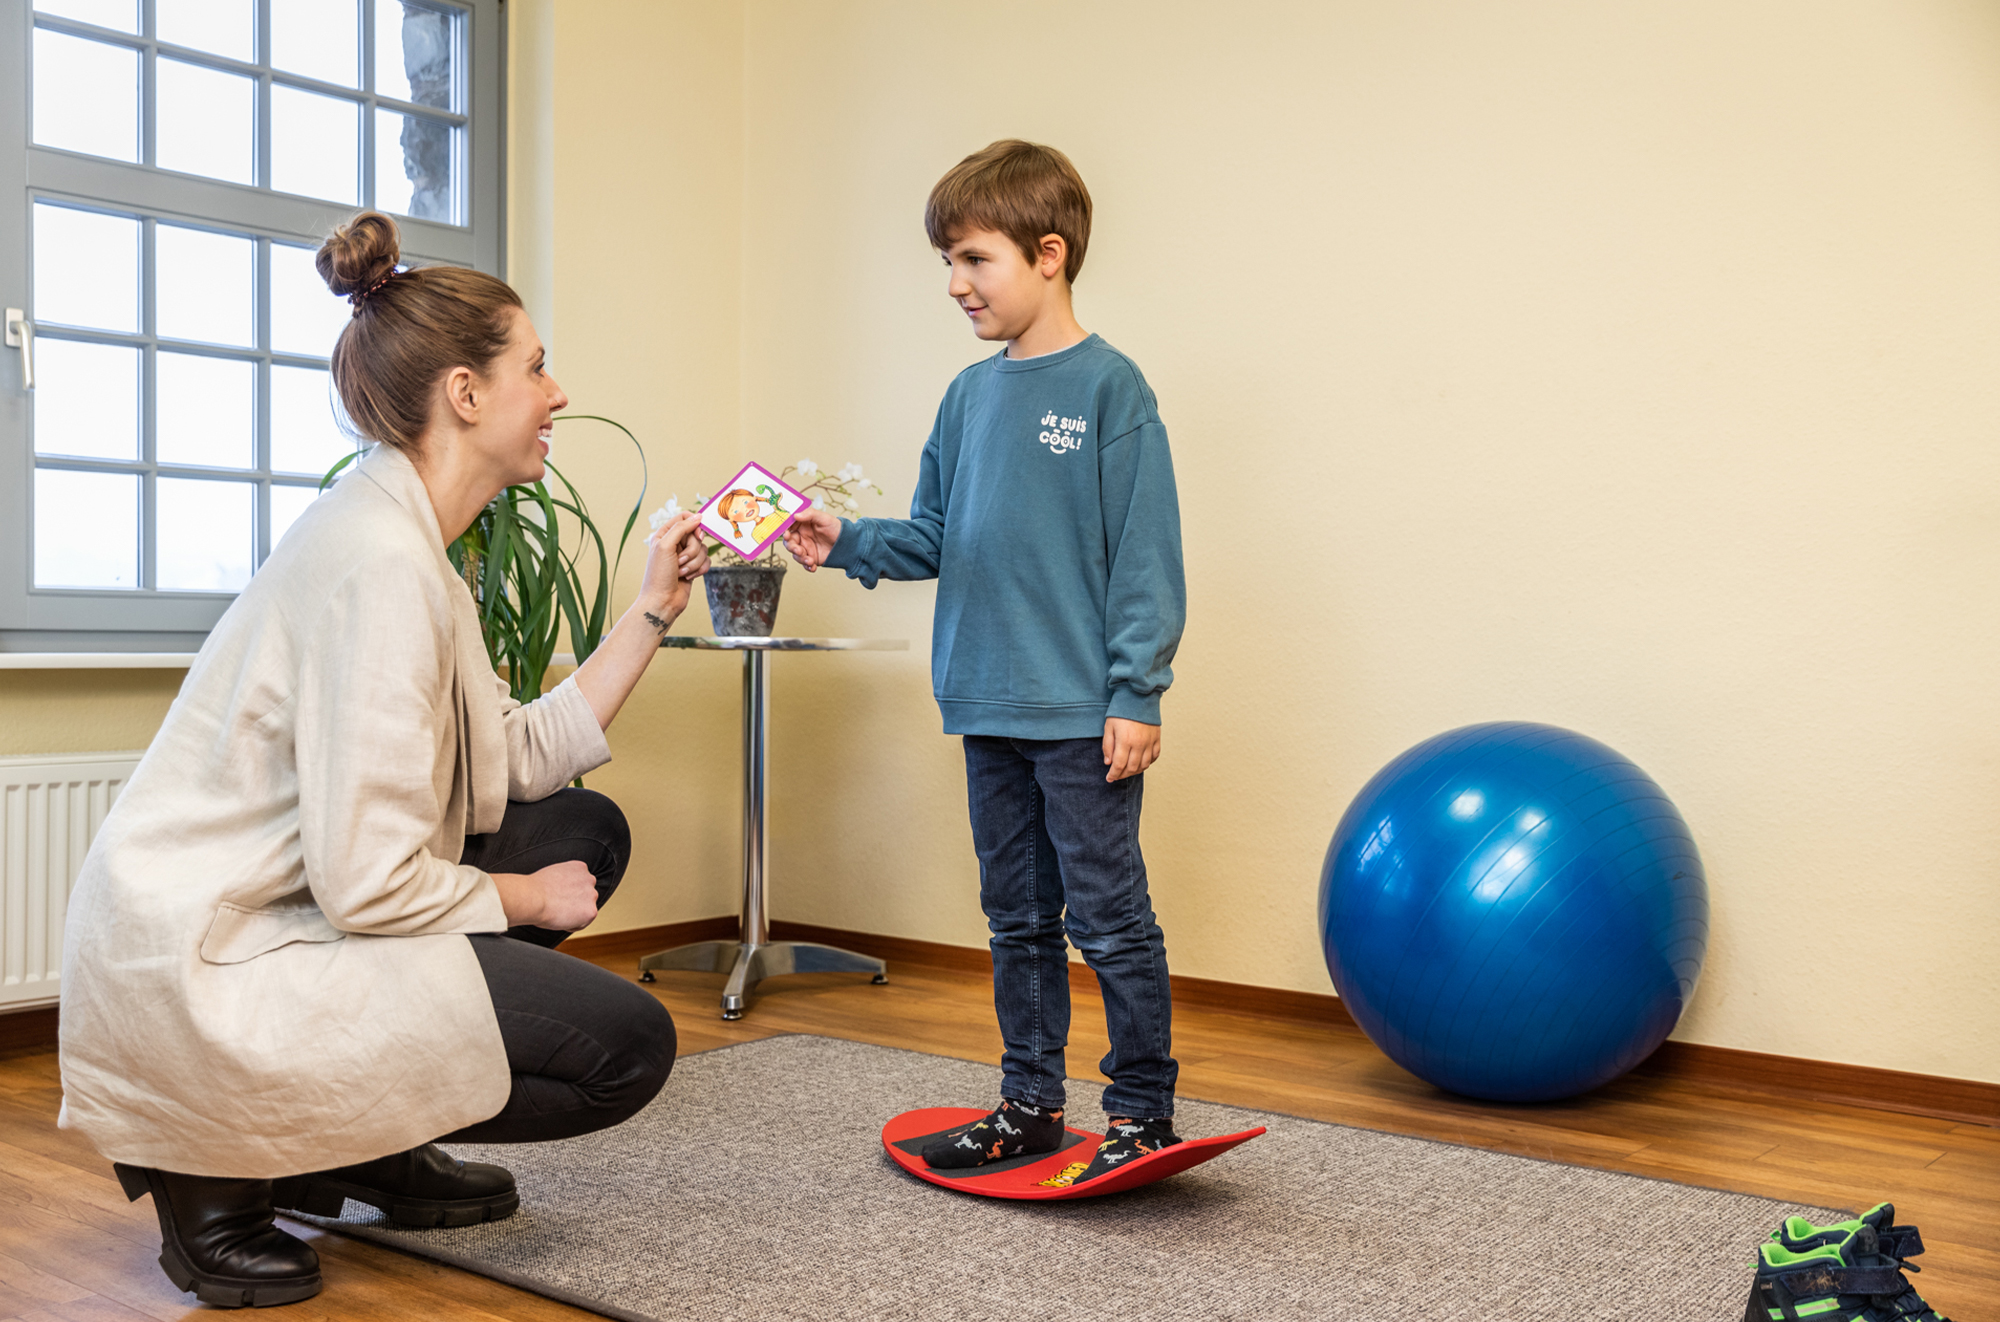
158 1241 321 1309
272 1175 520 1228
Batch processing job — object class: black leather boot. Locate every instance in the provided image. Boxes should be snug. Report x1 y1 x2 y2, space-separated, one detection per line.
113 1163 321 1308
271 1143 518 1228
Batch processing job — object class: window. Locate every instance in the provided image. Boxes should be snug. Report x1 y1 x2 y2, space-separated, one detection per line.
0 0 502 650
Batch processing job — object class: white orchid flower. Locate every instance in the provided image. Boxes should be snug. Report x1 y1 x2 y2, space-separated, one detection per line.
812 495 825 509
797 458 819 477
843 496 859 510
837 462 864 483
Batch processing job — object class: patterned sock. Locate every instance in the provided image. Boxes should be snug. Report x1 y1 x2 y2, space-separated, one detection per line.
920 1099 1066 1169
1071 1115 1182 1184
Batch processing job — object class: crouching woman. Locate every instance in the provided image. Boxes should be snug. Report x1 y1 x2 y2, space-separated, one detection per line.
56 211 706 1308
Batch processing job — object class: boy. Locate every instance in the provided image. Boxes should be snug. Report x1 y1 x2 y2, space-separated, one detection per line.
785 140 1186 1183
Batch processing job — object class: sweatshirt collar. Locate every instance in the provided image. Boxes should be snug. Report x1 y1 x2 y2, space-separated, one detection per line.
991 332 1100 373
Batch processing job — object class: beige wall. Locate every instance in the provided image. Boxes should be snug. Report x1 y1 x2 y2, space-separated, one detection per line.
727 0 2000 1082
6 0 1995 1084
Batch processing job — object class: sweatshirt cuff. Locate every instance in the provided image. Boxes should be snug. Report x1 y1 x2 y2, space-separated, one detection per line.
1107 685 1163 725
822 519 860 568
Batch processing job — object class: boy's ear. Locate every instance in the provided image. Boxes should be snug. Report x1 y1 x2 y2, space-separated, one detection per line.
1037 233 1068 280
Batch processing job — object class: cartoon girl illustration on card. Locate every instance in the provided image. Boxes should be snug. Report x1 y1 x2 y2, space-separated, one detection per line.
717 489 765 543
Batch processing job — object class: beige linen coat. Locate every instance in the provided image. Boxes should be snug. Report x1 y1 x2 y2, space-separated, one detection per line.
58 444 612 1178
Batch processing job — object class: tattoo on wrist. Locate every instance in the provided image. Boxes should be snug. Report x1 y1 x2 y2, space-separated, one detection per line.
644 611 670 635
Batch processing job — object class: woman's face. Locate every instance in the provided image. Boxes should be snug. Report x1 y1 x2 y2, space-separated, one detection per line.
472 307 568 488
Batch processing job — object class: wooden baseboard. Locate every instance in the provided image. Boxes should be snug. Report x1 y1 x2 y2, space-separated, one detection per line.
764 920 1994 1127
560 916 738 962
9 918 1991 1127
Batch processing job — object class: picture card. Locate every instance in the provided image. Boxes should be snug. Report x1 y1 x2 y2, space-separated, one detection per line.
699 462 810 562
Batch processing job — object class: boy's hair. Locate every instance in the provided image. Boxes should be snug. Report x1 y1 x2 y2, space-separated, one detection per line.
925 140 1093 285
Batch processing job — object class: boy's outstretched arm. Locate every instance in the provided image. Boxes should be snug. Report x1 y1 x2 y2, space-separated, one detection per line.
784 433 948 587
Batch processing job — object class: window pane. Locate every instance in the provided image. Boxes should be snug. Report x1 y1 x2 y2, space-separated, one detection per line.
156 0 252 60
34 204 139 333
158 478 253 591
272 0 357 87
158 353 253 468
156 225 253 346
270 483 320 550
271 365 351 475
34 468 137 588
34 0 137 32
374 110 455 223
32 30 138 163
156 59 254 186
34 339 139 460
376 2 455 109
271 243 351 357
272 87 360 204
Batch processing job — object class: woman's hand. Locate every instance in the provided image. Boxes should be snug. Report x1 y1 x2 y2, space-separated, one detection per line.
640 512 707 622
783 508 843 571
490 861 599 931
572 512 708 730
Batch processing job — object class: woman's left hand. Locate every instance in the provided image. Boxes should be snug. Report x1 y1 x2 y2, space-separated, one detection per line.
642 512 707 620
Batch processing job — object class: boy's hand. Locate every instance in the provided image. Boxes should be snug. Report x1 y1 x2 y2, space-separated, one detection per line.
1102 717 1161 782
784 508 844 572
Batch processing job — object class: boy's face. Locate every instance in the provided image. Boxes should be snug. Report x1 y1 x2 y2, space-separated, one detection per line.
941 228 1060 344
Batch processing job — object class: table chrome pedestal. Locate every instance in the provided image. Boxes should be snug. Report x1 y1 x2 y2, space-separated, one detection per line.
638 636 907 1019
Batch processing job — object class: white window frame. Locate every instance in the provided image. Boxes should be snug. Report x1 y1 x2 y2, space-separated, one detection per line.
0 0 503 651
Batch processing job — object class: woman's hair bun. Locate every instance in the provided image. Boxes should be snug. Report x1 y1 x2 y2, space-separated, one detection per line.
316 211 402 303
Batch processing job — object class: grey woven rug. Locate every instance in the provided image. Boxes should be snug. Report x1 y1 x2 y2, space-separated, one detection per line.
303 1034 1839 1321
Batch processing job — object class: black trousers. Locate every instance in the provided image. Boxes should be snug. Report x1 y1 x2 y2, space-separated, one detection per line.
439 788 676 1145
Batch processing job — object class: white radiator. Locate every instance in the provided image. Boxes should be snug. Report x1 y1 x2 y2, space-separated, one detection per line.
0 752 140 1011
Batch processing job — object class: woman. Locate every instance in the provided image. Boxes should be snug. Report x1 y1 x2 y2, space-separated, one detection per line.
56 212 708 1308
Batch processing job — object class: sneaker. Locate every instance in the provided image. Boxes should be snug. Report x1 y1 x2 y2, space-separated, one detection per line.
920 1099 1065 1169
1066 1115 1182 1186
1772 1203 1925 1265
1744 1220 1951 1322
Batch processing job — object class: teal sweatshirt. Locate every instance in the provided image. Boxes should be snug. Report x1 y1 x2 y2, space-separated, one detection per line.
824 334 1185 738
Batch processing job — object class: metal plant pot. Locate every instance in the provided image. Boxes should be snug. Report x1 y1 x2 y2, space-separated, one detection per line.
705 563 786 637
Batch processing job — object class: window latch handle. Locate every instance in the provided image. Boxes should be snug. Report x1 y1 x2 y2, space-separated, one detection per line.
4 310 31 390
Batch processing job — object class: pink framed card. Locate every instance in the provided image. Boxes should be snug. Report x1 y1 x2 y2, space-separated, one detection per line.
700 463 811 562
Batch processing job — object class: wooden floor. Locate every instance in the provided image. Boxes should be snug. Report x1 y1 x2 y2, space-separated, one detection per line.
2 946 1994 1321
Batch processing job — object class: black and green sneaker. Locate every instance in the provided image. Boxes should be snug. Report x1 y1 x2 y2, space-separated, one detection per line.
1743 1220 1951 1322
1765 1205 1946 1321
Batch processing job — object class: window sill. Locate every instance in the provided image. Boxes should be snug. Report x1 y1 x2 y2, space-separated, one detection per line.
0 653 199 669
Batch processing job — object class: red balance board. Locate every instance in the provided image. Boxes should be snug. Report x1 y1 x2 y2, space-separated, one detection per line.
882 1107 1265 1201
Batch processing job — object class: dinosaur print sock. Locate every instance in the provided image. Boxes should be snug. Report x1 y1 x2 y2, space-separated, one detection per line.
1072 1115 1182 1183
920 1099 1066 1169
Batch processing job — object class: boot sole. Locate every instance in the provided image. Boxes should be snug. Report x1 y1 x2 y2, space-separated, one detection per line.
158 1235 322 1307
272 1175 519 1228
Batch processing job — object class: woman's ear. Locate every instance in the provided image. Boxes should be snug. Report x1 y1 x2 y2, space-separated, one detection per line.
441 364 480 426
1038 233 1068 280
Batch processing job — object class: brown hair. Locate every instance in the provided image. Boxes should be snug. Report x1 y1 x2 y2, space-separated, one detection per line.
316 211 523 453
924 140 1093 285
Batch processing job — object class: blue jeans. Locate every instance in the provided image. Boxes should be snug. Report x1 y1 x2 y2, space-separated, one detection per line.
963 735 1177 1118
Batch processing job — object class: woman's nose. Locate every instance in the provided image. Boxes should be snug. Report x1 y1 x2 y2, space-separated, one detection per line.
546 372 570 412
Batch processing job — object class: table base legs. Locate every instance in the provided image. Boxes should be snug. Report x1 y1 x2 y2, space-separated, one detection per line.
638 939 888 1020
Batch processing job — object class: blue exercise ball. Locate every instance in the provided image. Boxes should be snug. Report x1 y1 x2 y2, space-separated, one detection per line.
1318 722 1708 1103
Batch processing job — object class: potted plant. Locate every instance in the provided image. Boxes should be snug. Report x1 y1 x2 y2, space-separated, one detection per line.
652 460 883 637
